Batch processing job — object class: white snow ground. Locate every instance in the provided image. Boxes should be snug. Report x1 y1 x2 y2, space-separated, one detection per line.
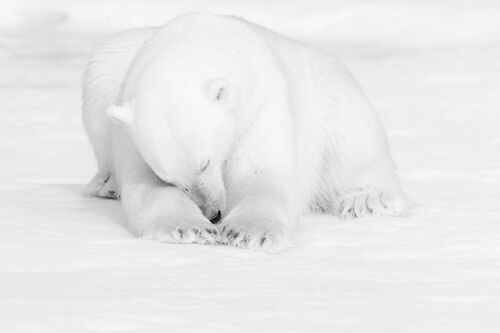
1 1 500 332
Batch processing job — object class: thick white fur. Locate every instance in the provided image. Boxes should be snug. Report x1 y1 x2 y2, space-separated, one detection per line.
82 13 409 252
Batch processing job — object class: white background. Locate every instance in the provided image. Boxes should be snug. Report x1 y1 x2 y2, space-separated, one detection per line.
1 1 499 332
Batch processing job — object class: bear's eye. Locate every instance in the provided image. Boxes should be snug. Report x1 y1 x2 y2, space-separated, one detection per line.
183 187 190 193
200 160 210 173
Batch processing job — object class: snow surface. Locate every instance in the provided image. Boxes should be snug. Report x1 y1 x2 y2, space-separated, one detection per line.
1 1 500 332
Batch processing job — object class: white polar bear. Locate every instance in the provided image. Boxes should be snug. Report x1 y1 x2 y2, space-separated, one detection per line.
82 13 409 252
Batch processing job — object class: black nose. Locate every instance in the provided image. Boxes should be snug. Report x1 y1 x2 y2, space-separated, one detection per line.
209 210 222 225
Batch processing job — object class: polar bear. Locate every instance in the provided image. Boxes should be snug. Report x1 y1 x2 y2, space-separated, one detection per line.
82 13 409 252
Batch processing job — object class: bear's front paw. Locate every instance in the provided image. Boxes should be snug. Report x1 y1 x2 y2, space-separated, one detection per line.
138 193 218 245
85 171 119 199
220 209 292 253
148 216 220 245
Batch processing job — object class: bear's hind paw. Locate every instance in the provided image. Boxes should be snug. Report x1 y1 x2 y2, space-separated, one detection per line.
337 188 409 219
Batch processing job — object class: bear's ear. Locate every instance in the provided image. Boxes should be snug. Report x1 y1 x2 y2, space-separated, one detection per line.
205 78 229 102
106 104 134 127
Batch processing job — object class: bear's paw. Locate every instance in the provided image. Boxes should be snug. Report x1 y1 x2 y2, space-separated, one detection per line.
84 170 119 199
137 192 219 245
220 211 292 253
337 188 410 219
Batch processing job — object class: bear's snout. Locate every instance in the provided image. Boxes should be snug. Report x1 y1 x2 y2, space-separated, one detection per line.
200 204 222 224
208 210 222 224
187 182 226 225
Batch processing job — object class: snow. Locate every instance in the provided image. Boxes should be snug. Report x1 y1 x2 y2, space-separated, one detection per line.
1 1 500 332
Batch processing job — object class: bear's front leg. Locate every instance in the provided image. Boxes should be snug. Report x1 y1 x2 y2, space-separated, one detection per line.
113 128 218 244
221 171 297 253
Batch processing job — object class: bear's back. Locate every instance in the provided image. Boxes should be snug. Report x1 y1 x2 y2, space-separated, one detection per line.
120 13 291 107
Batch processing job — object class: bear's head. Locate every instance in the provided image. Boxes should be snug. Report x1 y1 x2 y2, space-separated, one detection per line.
106 69 238 223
